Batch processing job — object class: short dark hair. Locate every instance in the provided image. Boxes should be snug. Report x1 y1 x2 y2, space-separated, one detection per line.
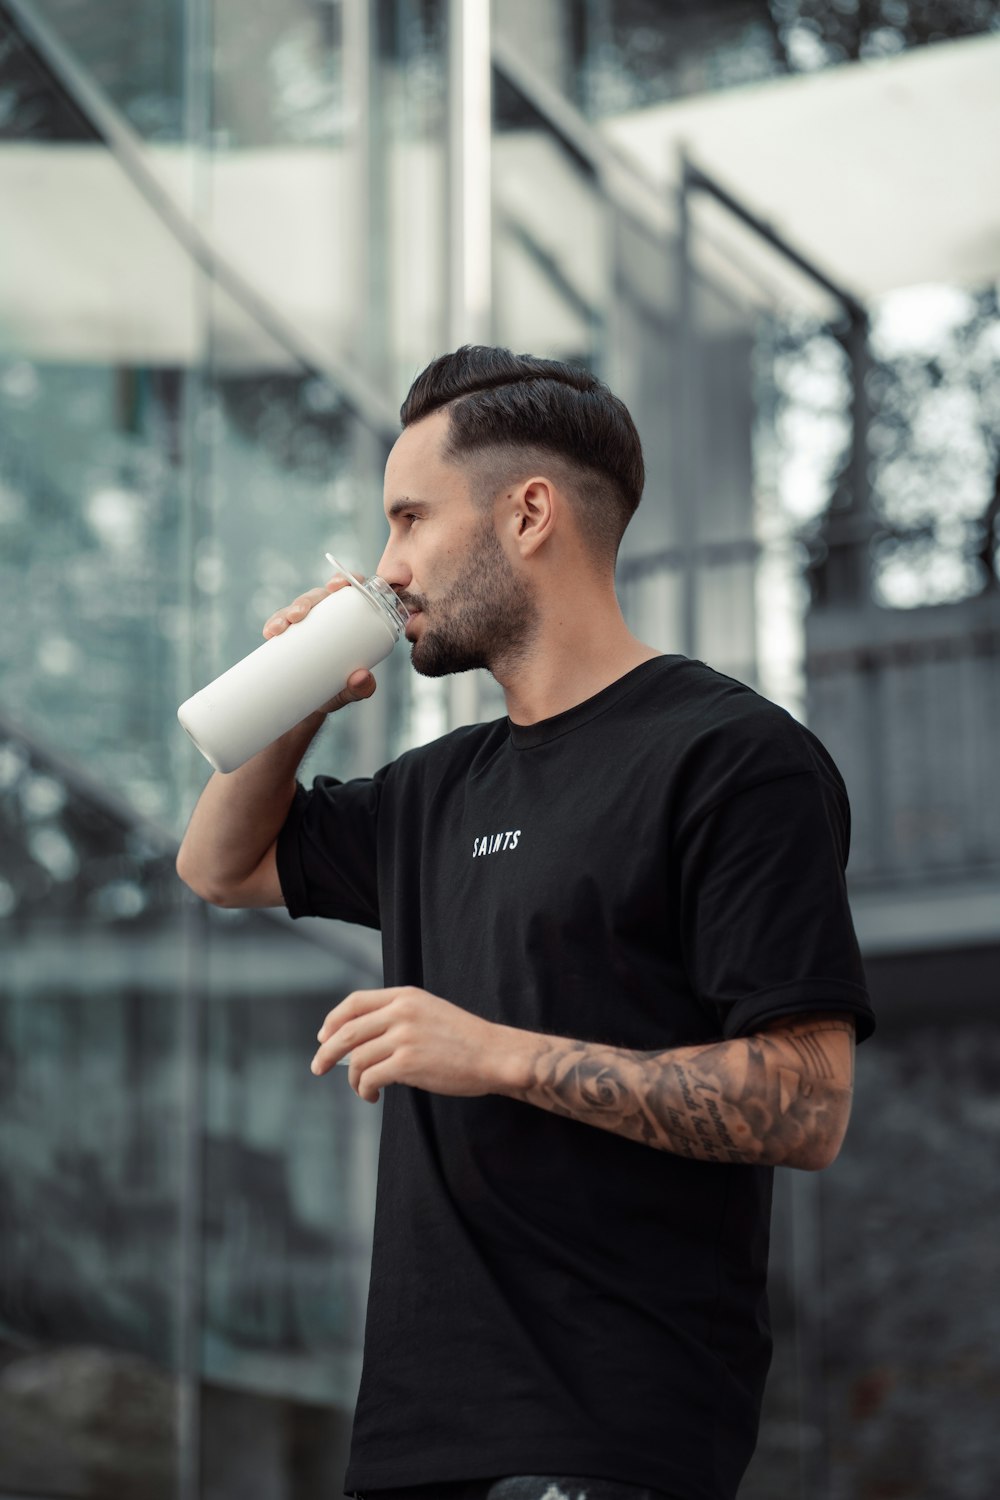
400 345 644 562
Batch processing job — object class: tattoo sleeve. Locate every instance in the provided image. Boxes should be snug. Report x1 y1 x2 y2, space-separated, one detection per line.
507 1015 856 1170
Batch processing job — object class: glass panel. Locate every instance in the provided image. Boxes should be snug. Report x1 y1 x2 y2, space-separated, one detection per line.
0 17 190 1495
211 0 345 149
0 718 185 1499
579 0 786 116
695 556 757 686
691 321 756 547
0 8 99 141
0 357 188 828
27 0 185 140
493 69 605 367
609 209 679 561
547 0 1000 123
0 1 415 1493
617 565 683 656
377 0 448 399
196 909 381 1490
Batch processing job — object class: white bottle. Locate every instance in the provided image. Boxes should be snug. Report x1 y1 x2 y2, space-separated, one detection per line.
177 560 409 774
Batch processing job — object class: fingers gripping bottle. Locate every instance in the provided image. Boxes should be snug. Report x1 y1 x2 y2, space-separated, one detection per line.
177 557 409 774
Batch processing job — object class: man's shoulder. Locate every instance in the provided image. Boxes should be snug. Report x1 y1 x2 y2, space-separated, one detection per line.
635 655 847 809
630 655 811 750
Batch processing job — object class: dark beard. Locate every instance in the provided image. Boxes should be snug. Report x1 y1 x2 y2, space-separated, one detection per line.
406 521 538 678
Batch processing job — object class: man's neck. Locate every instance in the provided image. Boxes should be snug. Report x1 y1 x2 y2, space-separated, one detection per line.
494 601 662 726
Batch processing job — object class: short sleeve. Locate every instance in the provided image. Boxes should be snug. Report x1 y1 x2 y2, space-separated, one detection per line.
678 770 875 1042
276 771 385 928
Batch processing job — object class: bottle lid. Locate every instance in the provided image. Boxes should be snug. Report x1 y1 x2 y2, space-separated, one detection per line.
325 553 410 639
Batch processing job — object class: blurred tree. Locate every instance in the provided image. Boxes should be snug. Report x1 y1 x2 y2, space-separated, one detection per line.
865 284 1000 606
767 0 1000 70
764 286 1000 612
0 9 98 140
15 0 185 139
568 0 1000 116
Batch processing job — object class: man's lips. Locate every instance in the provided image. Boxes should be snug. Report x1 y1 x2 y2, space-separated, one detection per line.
404 610 423 641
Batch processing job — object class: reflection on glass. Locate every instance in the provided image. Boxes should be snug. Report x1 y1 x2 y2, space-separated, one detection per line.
0 716 183 1498
26 0 185 138
0 7 99 141
0 2 396 1493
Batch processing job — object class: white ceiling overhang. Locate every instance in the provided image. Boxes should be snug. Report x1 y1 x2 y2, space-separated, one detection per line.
601 31 1000 308
0 144 362 369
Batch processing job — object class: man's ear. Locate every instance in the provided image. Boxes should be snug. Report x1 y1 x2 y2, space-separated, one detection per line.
509 478 556 558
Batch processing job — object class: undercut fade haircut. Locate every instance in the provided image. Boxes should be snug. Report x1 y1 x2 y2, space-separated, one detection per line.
400 346 645 563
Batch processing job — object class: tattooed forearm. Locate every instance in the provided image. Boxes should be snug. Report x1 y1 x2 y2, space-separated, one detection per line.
506 1016 856 1170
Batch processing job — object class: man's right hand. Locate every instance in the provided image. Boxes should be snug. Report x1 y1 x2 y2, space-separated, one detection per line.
176 571 377 908
262 572 378 715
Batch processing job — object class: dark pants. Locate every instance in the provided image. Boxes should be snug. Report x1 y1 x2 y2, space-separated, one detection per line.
354 1478 676 1500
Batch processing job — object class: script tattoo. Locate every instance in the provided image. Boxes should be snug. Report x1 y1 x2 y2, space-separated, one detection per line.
513 1017 856 1169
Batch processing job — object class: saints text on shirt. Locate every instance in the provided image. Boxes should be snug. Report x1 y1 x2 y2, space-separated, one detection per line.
472 830 521 857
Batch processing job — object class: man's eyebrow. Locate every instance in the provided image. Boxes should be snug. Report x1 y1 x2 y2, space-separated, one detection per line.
386 496 430 519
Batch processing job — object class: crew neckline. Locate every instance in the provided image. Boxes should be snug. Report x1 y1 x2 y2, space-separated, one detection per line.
507 655 685 749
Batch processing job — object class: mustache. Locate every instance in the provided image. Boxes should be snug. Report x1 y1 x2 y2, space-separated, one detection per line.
396 591 429 613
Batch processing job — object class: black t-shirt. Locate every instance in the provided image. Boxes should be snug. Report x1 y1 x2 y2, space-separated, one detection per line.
277 655 874 1500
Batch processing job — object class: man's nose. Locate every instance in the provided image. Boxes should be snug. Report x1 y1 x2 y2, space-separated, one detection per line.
375 538 411 592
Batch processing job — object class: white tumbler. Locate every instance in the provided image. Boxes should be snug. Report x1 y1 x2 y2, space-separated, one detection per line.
177 560 409 774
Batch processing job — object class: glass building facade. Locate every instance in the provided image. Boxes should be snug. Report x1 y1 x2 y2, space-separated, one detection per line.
3 3 998 1497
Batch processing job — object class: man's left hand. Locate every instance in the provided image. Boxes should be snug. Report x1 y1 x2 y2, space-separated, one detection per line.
311 987 523 1103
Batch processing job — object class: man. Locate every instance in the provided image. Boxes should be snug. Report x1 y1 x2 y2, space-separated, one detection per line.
177 346 874 1500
